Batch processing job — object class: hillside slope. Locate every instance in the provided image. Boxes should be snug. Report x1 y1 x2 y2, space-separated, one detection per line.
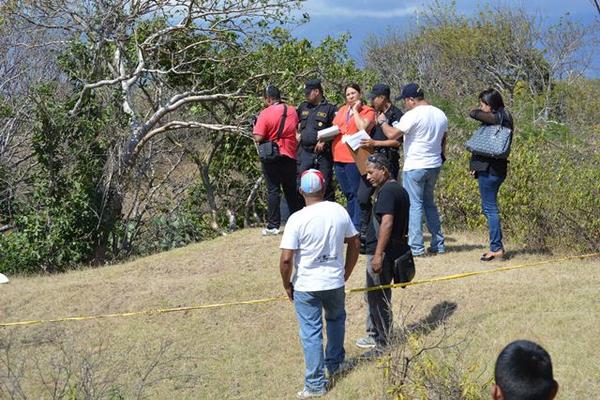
0 230 599 399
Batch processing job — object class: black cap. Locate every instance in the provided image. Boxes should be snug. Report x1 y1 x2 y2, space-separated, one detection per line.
367 83 391 100
395 83 424 100
265 85 281 100
304 79 323 95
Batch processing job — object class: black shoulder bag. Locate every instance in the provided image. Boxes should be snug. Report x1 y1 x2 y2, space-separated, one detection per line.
258 104 287 163
372 185 415 288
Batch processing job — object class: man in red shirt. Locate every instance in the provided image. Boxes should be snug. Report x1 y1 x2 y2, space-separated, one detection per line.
254 85 303 236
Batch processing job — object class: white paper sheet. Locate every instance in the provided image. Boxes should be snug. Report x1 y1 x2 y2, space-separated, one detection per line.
341 129 371 151
317 125 339 141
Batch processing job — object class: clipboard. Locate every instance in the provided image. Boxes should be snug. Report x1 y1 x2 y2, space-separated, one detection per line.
346 144 373 175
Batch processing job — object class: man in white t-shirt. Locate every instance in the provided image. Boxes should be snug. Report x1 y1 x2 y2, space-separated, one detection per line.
280 169 360 399
380 83 447 256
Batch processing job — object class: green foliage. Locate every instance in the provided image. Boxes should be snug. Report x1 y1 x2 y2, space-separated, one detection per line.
136 195 219 255
365 1 598 254
365 3 551 100
249 30 376 106
177 31 375 240
383 335 487 400
559 79 600 132
438 106 600 253
0 87 115 274
0 163 10 219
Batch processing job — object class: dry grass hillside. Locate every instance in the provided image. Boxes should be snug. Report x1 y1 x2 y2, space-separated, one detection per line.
0 229 598 399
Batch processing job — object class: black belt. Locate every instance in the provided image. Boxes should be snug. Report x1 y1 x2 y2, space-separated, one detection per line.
301 143 332 152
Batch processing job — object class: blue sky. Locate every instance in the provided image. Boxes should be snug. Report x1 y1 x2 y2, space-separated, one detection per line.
290 0 600 76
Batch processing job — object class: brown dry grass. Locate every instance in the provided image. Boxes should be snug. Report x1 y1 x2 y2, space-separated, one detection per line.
0 230 599 399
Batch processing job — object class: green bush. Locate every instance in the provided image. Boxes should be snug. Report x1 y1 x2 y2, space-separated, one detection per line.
438 113 600 254
383 334 487 400
0 88 113 274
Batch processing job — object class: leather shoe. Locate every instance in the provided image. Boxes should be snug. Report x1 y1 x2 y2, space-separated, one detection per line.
480 250 505 261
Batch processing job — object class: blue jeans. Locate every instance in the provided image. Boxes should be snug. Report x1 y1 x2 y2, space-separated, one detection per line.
477 172 505 252
402 167 445 255
334 162 361 229
294 287 346 392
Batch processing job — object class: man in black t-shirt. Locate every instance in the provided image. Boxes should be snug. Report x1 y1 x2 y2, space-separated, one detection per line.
357 84 403 252
296 79 338 201
355 153 410 351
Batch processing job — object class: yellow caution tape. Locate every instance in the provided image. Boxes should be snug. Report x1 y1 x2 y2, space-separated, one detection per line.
1 253 598 328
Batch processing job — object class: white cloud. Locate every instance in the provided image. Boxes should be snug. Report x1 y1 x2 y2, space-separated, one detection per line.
304 0 420 19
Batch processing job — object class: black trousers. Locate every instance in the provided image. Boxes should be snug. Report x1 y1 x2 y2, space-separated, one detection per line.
296 146 335 202
262 156 303 229
366 253 394 344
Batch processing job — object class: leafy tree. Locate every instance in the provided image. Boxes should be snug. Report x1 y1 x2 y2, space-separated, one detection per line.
363 1 597 118
0 87 119 273
0 1 375 267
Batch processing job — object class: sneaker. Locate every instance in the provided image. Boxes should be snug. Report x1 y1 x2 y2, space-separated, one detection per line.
261 227 280 236
360 346 385 360
413 252 432 258
427 247 445 255
296 388 326 399
355 336 377 349
480 249 504 261
328 359 356 378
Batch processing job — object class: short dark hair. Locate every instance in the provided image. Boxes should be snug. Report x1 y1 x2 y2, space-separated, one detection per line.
344 83 361 95
367 153 391 173
479 88 505 111
264 85 281 101
495 340 556 400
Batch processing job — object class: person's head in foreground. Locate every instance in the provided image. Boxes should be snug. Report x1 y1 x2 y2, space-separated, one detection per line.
365 153 392 188
493 340 559 400
299 169 325 200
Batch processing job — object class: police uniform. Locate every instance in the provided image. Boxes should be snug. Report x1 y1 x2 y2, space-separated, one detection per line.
296 99 337 201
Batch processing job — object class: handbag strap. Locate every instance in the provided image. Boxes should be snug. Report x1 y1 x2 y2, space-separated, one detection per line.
275 104 288 142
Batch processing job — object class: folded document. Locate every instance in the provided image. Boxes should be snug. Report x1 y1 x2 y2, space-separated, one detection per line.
341 129 371 151
317 125 339 141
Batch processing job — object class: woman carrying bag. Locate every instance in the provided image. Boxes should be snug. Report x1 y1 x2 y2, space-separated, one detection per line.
468 89 514 261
